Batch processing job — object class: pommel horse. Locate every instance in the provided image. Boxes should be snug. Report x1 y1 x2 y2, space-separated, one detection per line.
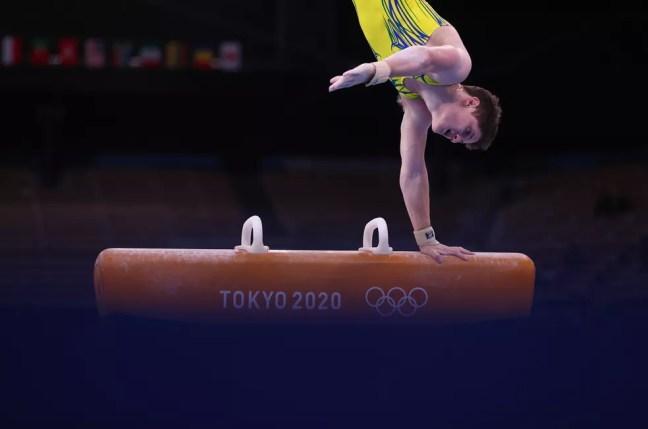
94 216 535 323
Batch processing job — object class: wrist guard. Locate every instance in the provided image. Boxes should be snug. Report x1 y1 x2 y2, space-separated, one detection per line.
414 226 440 247
365 61 391 86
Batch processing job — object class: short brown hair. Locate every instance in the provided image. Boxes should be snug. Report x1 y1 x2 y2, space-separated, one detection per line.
462 85 502 151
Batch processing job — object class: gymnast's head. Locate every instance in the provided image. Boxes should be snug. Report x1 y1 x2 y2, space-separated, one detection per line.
432 84 502 151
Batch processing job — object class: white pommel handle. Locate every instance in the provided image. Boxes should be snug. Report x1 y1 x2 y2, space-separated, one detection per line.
235 215 270 254
358 217 393 255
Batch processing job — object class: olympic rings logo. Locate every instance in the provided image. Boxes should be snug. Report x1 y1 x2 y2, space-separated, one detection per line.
364 287 429 317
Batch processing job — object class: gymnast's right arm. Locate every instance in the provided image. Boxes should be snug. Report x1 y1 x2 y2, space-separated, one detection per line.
399 97 473 263
399 97 433 238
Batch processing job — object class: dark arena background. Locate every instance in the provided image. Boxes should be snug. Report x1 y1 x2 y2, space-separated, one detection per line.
1 0 647 427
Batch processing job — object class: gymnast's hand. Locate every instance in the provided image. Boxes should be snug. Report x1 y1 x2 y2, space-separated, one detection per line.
419 243 474 264
329 63 376 92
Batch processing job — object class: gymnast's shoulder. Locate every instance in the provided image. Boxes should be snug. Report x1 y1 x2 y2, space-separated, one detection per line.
426 26 473 84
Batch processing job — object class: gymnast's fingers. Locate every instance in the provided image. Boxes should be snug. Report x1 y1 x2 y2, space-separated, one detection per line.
420 246 444 264
342 65 362 76
437 246 469 261
329 79 343 92
452 250 470 261
330 77 356 92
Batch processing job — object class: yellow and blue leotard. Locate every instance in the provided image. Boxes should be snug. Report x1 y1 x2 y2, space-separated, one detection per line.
351 0 449 98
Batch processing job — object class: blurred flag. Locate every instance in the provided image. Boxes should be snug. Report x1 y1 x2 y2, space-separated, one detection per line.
139 44 162 69
193 47 214 70
2 36 22 66
59 37 79 67
165 40 188 70
30 38 50 66
84 38 106 69
219 41 242 71
112 41 134 68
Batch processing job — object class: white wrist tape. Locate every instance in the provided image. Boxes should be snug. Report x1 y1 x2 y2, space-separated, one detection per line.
414 226 440 247
366 61 391 86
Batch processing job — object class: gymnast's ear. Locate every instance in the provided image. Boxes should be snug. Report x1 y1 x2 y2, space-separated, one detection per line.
464 96 480 108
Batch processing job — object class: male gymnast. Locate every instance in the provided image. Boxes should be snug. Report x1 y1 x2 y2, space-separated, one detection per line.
329 0 502 263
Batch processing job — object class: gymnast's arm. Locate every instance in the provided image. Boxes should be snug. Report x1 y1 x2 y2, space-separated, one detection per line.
329 45 464 92
399 96 473 263
399 97 433 235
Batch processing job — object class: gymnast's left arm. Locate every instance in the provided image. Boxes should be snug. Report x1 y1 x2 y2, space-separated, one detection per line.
329 45 462 92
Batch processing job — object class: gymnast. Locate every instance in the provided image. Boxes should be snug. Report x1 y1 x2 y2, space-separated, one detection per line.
329 0 502 263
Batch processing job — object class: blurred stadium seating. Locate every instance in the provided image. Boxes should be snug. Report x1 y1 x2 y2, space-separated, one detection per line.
0 154 645 317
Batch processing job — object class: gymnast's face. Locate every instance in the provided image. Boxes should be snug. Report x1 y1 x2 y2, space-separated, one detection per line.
431 97 481 145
